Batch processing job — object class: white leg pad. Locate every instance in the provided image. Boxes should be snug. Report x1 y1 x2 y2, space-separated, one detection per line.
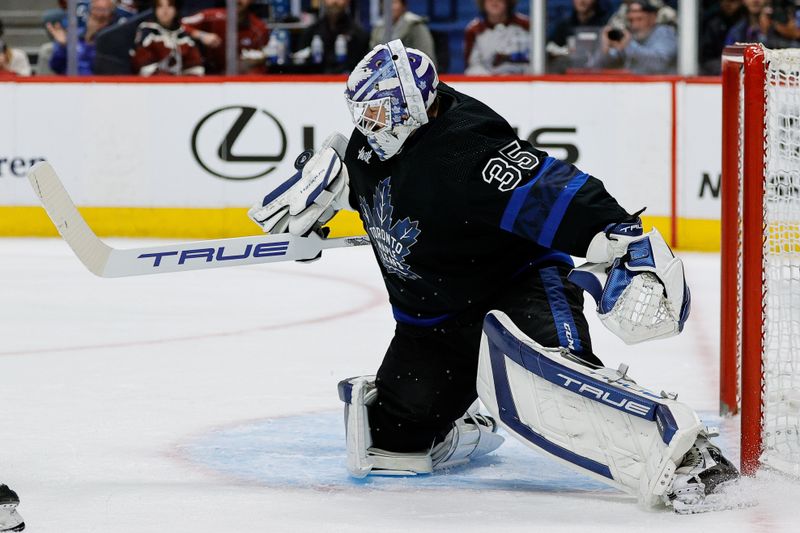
0 506 23 532
477 310 703 507
339 376 433 477
338 377 504 477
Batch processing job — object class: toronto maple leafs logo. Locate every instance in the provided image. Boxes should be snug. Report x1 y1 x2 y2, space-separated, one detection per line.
359 178 421 280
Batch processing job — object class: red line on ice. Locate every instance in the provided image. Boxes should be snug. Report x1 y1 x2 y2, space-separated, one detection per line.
0 269 385 357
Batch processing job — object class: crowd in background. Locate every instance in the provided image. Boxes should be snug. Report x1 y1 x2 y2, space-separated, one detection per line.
1 0 800 78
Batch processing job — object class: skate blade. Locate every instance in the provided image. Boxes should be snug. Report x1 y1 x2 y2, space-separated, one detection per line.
671 481 757 515
0 508 24 532
672 498 755 515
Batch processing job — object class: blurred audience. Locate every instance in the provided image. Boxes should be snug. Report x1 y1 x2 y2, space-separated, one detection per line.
726 0 800 48
700 0 746 75
464 0 530 75
369 0 436 65
131 0 204 75
40 0 138 74
768 0 800 42
22 0 793 78
44 0 140 32
296 0 369 74
546 0 610 73
0 19 32 77
182 0 270 74
724 0 770 44
592 0 677 74
607 0 676 30
47 0 116 75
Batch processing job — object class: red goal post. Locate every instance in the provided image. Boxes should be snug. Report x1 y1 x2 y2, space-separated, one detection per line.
720 44 800 477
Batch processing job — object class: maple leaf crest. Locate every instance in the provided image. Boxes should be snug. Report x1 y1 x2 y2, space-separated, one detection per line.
359 178 421 280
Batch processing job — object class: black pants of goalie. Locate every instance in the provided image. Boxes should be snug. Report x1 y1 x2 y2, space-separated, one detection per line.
368 262 603 453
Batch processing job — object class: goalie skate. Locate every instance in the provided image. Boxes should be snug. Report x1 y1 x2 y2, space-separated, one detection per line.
669 485 753 515
666 432 746 514
0 485 24 532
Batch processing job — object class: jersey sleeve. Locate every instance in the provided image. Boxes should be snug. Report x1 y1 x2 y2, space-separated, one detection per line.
130 26 157 75
180 11 208 36
247 15 270 51
468 138 631 257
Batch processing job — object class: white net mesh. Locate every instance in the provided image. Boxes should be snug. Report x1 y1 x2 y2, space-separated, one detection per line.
761 48 800 475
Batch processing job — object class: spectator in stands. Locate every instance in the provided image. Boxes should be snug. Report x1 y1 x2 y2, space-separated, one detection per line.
607 0 676 30
699 0 746 75
464 0 531 75
767 0 800 43
131 0 204 75
591 0 677 74
47 0 116 75
0 19 32 77
182 0 270 74
725 0 800 48
546 0 610 73
369 0 436 65
40 0 138 75
296 0 369 74
118 0 143 14
44 1 140 32
724 0 769 44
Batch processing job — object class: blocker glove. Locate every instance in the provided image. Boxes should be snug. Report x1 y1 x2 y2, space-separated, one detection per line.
568 218 691 344
248 132 351 236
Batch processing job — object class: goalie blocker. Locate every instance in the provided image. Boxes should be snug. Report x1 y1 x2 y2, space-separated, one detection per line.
477 310 737 512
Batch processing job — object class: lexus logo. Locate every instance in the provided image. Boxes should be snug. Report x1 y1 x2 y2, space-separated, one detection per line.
191 106 287 180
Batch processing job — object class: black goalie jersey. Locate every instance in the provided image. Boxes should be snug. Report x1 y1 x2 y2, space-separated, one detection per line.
344 83 629 326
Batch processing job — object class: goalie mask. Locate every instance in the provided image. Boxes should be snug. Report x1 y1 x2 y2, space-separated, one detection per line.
344 39 439 160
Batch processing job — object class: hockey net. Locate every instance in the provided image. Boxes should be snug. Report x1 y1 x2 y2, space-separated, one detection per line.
721 44 800 476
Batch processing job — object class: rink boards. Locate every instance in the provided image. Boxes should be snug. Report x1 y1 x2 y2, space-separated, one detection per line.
0 76 720 249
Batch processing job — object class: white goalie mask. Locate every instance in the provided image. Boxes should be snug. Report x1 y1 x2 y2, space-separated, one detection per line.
344 39 439 160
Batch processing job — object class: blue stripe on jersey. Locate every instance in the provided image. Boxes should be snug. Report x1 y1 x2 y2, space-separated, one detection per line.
532 250 574 268
539 266 583 353
510 250 575 279
538 172 590 248
392 306 452 327
500 159 583 245
500 157 557 232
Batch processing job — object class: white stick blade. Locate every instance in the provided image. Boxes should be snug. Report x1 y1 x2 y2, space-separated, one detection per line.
26 162 370 278
27 161 111 276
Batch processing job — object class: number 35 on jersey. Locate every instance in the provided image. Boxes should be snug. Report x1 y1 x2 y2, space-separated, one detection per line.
481 140 539 192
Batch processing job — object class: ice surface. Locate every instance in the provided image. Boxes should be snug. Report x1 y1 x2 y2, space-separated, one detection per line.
0 239 798 532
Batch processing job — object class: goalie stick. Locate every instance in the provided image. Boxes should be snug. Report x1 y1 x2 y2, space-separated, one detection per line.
27 162 369 278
